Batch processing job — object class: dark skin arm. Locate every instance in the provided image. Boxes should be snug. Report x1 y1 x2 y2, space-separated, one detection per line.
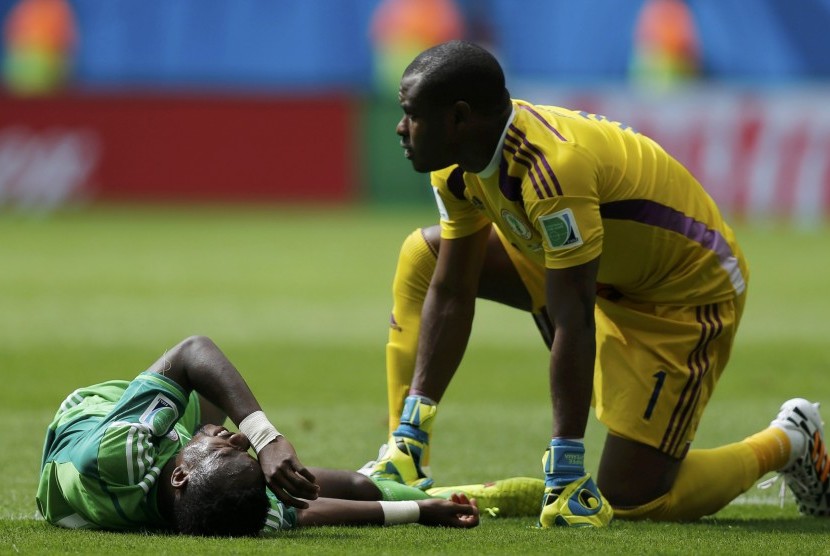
297 493 479 528
197 394 226 426
545 257 600 438
149 335 319 507
410 225 491 400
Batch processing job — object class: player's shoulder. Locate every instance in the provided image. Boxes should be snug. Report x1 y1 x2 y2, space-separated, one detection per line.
430 164 461 184
512 99 580 124
261 491 298 534
509 99 583 155
129 371 189 407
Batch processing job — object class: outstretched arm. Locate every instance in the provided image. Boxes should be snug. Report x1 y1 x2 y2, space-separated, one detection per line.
149 335 319 507
297 494 479 528
409 225 491 400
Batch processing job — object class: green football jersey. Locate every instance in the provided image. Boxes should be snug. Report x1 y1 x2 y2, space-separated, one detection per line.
36 371 297 533
36 372 197 530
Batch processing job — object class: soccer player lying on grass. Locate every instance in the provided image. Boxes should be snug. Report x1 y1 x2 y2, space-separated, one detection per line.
36 335 480 536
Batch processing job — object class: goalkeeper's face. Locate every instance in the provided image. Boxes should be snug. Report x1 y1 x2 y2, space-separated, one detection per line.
397 72 460 173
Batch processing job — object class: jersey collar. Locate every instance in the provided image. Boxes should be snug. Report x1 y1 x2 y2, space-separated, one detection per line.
475 105 516 179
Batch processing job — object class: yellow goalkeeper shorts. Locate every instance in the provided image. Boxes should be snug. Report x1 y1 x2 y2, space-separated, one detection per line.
592 292 746 458
496 226 747 458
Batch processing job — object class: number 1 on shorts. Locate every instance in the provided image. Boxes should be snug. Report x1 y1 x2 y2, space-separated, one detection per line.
643 370 667 420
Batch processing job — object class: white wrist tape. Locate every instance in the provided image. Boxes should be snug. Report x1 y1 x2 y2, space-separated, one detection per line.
379 500 420 525
239 410 282 453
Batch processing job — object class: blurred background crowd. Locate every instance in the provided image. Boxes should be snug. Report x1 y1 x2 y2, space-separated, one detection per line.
1 0 829 223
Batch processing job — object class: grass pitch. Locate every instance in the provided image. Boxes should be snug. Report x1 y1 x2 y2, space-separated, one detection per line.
1 206 829 554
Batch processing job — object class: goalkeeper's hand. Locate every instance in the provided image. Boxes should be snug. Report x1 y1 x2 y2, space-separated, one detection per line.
538 439 613 528
363 427 434 489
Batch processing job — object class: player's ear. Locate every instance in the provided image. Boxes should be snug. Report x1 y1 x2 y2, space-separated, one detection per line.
451 100 473 126
170 466 190 489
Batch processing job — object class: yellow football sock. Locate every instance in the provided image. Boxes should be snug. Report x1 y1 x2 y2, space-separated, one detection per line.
743 426 791 473
385 229 437 433
615 428 790 521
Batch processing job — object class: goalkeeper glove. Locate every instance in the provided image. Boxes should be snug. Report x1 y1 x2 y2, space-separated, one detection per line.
538 438 613 528
366 395 435 489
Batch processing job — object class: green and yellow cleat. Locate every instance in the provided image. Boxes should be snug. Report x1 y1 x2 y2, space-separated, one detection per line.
427 477 545 518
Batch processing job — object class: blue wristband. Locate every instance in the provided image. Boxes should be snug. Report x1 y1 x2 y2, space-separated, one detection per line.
544 438 586 487
394 423 429 444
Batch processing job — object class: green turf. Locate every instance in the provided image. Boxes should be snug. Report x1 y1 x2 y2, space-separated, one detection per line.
1 206 829 554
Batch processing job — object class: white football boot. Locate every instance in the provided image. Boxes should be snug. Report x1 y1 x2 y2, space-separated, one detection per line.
770 398 830 516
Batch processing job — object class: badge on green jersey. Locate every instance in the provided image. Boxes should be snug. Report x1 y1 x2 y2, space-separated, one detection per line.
140 393 179 437
538 208 583 249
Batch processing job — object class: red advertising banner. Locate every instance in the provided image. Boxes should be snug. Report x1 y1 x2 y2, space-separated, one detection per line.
0 93 355 206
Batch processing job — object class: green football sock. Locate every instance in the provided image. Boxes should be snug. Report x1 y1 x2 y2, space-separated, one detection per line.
371 477 433 501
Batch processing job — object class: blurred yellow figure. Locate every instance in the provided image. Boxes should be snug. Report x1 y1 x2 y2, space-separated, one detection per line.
2 0 77 95
370 0 464 94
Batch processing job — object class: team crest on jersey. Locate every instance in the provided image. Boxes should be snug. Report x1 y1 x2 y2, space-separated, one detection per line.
501 209 532 239
140 393 179 437
538 208 583 249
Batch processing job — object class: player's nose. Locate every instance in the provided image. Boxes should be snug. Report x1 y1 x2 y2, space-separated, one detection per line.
396 116 408 137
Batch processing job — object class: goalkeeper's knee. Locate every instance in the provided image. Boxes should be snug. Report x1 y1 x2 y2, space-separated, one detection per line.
612 492 675 521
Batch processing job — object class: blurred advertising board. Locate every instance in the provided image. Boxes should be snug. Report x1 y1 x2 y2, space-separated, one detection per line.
516 85 830 225
2 87 829 224
0 93 356 208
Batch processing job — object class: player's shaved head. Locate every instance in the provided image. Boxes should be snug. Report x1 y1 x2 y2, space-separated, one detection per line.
174 453 268 536
403 40 510 116
171 425 269 536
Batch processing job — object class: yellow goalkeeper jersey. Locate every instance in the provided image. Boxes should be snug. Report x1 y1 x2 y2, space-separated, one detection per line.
431 99 747 306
